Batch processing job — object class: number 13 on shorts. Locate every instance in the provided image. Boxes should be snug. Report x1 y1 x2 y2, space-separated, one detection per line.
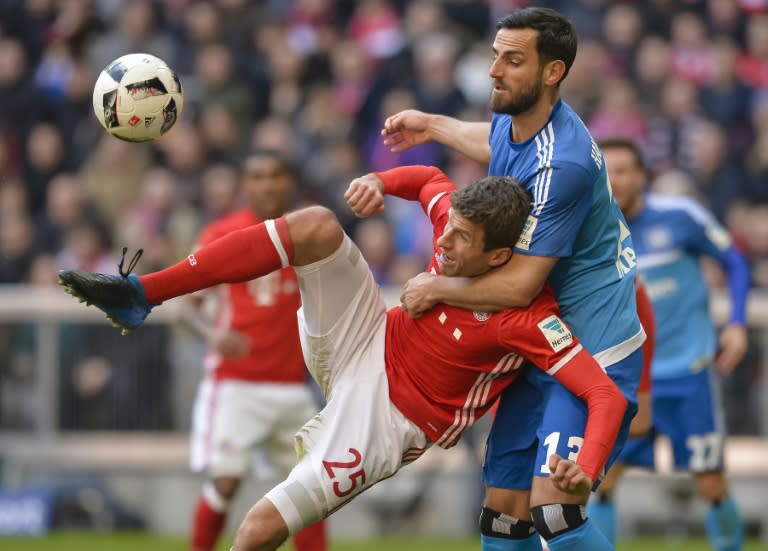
540 432 584 474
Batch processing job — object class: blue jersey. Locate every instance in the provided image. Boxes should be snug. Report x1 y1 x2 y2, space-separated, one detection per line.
628 194 734 379
488 101 643 364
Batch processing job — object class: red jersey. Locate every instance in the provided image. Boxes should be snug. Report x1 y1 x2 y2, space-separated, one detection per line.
635 276 655 394
197 209 305 383
378 166 627 480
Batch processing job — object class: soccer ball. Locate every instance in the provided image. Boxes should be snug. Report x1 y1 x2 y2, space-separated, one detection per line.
92 53 184 142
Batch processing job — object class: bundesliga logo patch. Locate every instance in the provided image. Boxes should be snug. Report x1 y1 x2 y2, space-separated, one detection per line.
515 215 537 250
537 315 573 352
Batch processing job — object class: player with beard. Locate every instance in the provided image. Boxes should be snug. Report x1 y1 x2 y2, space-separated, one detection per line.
381 8 644 551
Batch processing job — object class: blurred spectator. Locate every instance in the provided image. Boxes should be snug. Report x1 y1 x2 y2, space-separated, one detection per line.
631 35 671 117
22 122 68 215
285 0 337 57
88 0 176 76
455 41 495 108
34 172 100 254
744 93 768 204
114 166 198 270
737 13 768 89
668 10 715 84
264 38 308 118
347 0 404 62
687 120 750 221
699 36 754 155
411 32 467 116
588 77 649 146
351 216 395 284
58 323 173 431
199 163 241 224
250 115 299 160
198 103 243 164
560 39 608 121
329 39 373 117
0 37 42 154
645 77 706 174
707 0 748 40
78 135 151 225
363 86 441 171
56 218 115 273
152 122 206 203
0 212 35 283
601 3 644 76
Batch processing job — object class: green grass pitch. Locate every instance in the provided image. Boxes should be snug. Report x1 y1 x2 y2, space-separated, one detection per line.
2 533 768 551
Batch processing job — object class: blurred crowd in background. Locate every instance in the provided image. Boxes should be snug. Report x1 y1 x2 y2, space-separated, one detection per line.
0 0 766 432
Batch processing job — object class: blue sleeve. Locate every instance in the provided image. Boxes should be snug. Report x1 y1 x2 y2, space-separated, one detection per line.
515 160 593 257
718 246 751 325
681 207 751 325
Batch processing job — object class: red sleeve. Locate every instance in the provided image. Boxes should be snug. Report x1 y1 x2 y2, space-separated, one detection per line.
376 165 456 216
635 277 655 393
551 349 628 481
497 290 627 481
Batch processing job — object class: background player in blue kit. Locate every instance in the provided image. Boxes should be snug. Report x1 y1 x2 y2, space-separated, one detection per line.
381 7 644 551
588 137 750 551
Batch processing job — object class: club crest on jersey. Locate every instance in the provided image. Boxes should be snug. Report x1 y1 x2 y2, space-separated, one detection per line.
537 315 573 352
473 311 491 322
516 215 537 251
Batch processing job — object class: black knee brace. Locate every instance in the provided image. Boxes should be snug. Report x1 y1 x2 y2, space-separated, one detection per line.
479 506 536 539
530 503 586 540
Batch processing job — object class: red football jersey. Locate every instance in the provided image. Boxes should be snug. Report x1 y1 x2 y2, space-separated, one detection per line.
378 166 628 480
196 209 305 383
635 276 655 394
380 168 587 446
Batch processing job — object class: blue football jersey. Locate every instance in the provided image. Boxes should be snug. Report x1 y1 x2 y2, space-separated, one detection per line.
488 101 643 364
628 194 733 378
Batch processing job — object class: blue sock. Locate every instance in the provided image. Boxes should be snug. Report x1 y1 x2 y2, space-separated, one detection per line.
587 497 616 544
546 519 613 551
481 533 543 551
706 497 744 551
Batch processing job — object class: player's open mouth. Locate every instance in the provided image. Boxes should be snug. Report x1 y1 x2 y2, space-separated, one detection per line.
437 252 454 268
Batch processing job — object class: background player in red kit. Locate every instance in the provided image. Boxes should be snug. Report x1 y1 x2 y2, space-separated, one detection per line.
59 166 629 551
181 150 327 551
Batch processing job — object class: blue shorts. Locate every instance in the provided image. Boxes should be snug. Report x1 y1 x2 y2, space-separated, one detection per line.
619 367 725 473
483 348 642 490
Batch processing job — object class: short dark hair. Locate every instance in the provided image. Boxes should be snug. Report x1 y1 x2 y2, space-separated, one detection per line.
597 137 646 172
497 7 577 82
451 176 532 251
243 148 299 181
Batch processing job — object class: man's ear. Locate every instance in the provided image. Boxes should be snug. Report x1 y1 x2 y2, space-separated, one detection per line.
544 60 566 86
489 247 513 268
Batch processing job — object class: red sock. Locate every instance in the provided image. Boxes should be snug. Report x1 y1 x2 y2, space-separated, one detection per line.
291 519 328 551
141 216 294 304
190 496 227 551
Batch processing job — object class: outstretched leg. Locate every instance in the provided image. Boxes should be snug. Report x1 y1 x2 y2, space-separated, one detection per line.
59 206 344 332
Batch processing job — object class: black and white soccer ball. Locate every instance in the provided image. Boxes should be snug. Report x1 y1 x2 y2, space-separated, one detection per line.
92 53 184 142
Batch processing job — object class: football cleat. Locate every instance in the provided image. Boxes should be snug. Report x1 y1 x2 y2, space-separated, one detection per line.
58 248 153 335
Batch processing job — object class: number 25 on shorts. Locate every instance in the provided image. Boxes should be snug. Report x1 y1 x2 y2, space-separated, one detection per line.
323 448 367 498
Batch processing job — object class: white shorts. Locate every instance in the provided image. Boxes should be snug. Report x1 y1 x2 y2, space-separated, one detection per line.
265 236 430 534
190 379 318 478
